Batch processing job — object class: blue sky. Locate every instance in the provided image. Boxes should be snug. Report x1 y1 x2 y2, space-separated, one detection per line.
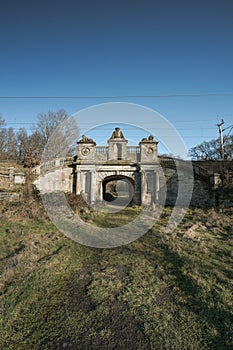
0 0 233 152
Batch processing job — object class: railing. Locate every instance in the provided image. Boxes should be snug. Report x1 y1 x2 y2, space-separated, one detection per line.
127 146 140 153
96 146 140 154
32 157 72 176
95 146 108 153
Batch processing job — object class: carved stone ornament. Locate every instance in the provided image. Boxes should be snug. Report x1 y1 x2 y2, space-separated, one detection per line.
110 127 125 139
147 147 154 154
141 135 154 142
81 146 90 156
80 135 94 143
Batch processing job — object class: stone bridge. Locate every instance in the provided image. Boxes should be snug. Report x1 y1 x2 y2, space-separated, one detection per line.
34 127 223 207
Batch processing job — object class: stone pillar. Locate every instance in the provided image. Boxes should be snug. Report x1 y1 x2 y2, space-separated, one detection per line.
140 136 158 163
69 173 73 193
81 172 86 193
107 127 128 160
99 181 103 201
77 137 96 161
140 170 147 205
90 171 96 204
154 171 159 202
108 139 128 160
76 170 81 194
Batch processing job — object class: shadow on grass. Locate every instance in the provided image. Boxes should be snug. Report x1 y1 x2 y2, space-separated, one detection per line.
157 243 233 350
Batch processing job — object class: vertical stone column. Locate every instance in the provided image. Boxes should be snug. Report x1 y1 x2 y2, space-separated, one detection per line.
99 180 103 201
139 137 158 163
90 171 96 204
107 128 128 160
140 170 147 205
76 170 81 194
108 139 128 160
81 172 86 194
154 171 159 202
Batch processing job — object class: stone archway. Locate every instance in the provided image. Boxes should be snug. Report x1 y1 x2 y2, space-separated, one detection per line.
102 175 135 206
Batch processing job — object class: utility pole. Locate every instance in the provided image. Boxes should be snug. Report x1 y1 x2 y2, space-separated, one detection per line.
217 119 224 159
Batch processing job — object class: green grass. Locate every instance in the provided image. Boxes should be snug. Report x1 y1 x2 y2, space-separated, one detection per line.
0 203 233 349
79 204 143 227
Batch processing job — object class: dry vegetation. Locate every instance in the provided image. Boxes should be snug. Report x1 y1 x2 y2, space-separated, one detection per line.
0 197 232 349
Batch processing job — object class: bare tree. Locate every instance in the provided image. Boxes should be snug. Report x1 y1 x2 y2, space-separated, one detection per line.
41 115 79 162
0 115 5 127
6 128 18 159
0 129 7 159
32 109 69 148
17 109 78 167
17 128 44 167
189 136 233 160
0 116 18 160
0 115 6 158
0 109 78 166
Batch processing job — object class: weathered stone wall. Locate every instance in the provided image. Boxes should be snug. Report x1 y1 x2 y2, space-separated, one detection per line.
34 167 73 194
162 166 214 207
195 160 233 174
191 179 213 207
0 176 13 190
215 186 233 208
0 191 20 201
0 167 25 201
0 167 25 185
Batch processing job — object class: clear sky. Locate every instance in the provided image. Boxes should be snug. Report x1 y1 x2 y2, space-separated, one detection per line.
0 0 233 152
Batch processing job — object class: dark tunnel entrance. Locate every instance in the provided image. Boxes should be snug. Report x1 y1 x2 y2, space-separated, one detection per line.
102 175 135 206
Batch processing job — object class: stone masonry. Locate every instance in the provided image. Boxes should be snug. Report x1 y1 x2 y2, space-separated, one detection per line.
34 127 233 208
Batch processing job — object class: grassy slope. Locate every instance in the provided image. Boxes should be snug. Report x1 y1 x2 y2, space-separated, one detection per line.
0 202 233 350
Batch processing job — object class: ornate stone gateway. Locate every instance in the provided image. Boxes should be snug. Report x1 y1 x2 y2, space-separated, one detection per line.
73 127 160 205
34 127 231 208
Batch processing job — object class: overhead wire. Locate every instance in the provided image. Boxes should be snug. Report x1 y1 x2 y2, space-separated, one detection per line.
0 93 233 99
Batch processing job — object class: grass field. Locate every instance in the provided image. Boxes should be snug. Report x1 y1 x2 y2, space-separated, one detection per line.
0 200 232 349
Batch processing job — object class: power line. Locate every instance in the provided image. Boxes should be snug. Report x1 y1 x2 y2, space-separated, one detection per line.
0 93 233 99
4 120 217 125
5 122 33 125
4 124 216 130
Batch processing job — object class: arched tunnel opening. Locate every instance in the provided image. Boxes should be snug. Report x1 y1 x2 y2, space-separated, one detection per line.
102 175 135 206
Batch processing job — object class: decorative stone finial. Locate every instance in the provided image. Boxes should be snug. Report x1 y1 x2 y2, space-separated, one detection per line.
110 127 125 139
79 135 94 143
141 135 155 142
